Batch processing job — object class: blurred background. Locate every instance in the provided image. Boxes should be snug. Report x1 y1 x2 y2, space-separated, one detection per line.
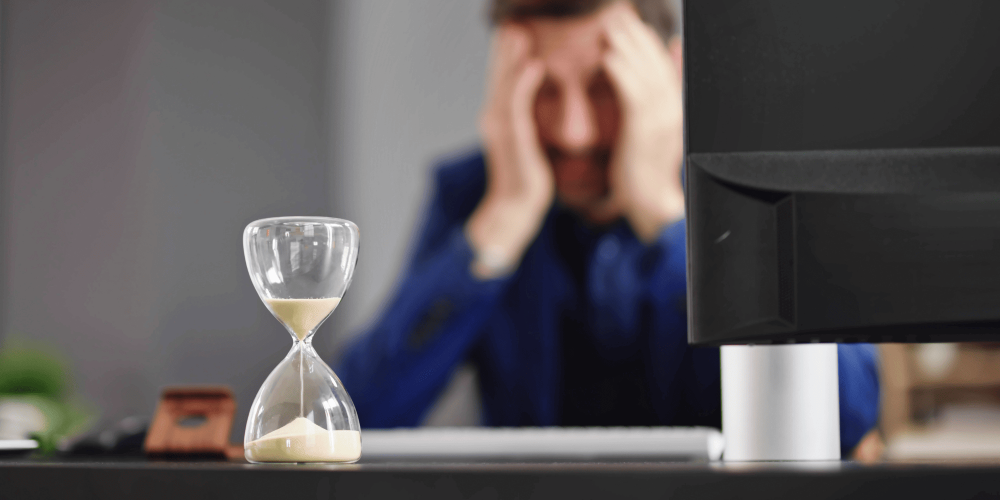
0 0 489 443
1 0 1000 458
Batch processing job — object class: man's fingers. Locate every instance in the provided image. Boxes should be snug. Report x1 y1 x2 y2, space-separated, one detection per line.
485 31 508 99
499 26 531 77
486 25 532 99
603 10 646 71
510 60 547 155
613 5 667 63
603 6 684 111
503 26 530 66
603 50 643 107
604 6 677 85
511 59 545 109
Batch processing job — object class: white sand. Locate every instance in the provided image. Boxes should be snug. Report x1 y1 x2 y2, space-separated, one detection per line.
265 297 340 341
245 417 361 463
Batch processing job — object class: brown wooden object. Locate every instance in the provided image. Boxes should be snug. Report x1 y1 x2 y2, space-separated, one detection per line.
144 386 236 456
880 343 1000 440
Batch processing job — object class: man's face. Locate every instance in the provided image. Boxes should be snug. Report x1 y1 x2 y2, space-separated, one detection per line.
527 5 622 217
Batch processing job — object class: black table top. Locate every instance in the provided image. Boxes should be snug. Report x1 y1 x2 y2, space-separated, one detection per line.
2 457 1000 500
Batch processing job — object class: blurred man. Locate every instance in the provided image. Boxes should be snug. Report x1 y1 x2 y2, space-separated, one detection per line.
338 0 880 456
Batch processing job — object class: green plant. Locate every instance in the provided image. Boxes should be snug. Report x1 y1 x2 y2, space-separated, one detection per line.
0 339 94 453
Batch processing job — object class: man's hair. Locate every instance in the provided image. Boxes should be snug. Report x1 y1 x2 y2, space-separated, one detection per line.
489 0 678 43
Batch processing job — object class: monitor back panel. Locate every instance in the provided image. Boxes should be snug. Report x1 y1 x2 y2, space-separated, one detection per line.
684 0 1000 345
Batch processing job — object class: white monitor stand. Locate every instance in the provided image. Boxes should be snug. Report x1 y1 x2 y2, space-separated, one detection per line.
721 343 841 461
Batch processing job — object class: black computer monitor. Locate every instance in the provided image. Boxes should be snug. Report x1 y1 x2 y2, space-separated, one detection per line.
684 0 1000 345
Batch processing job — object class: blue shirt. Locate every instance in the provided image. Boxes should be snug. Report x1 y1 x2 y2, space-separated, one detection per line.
337 150 880 453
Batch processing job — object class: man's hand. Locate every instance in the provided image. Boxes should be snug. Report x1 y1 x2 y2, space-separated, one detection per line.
596 5 686 244
466 26 553 279
851 429 885 463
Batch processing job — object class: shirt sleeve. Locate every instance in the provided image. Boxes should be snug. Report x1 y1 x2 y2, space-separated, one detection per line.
837 343 881 454
335 180 511 428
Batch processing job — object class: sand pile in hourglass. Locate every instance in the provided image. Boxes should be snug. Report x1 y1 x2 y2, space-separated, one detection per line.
246 414 360 462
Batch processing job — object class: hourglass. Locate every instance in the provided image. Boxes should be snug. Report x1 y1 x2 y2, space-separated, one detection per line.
242 217 361 463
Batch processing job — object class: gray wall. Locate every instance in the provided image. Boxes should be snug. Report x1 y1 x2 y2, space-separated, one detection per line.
1 0 329 439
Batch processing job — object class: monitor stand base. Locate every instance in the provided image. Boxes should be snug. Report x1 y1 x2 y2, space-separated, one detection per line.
721 344 840 461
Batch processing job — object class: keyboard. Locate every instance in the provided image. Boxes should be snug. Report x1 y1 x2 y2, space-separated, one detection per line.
361 426 724 461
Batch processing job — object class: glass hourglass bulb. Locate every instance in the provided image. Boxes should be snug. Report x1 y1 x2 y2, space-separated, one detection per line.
242 217 361 463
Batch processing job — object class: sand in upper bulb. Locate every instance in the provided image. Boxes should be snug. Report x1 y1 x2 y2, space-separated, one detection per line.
245 417 361 463
264 297 341 341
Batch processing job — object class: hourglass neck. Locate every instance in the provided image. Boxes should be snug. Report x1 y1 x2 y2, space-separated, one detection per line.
293 337 314 348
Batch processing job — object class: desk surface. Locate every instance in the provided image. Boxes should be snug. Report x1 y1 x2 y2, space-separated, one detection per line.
2 458 1000 500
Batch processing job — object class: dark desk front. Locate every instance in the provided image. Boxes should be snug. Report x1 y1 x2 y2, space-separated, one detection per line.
1 458 998 499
